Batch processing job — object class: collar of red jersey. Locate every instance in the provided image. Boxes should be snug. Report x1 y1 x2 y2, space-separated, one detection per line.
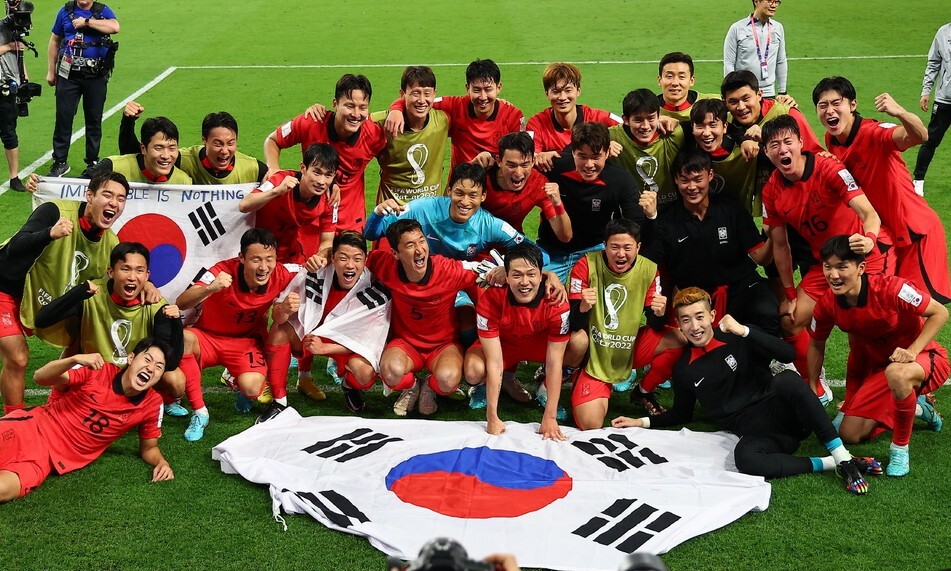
327 112 362 145
836 273 870 308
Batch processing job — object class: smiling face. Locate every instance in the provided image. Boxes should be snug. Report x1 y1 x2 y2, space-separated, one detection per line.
401 82 435 125
724 85 762 127
506 257 542 304
546 79 580 114
815 89 857 140
84 180 127 230
496 148 533 192
822 254 865 297
658 62 695 106
140 133 179 178
572 144 607 183
692 112 727 152
332 90 370 136
467 78 500 118
202 126 237 171
675 168 714 209
764 128 803 178
332 244 366 291
753 0 780 19
123 346 167 394
298 161 334 200
676 300 716 347
624 110 659 145
239 242 277 288
604 232 640 274
448 178 486 223
108 253 150 302
393 228 429 281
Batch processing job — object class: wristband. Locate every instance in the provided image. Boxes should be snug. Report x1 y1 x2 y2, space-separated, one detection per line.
552 202 566 216
741 325 750 338
640 417 651 429
784 287 797 301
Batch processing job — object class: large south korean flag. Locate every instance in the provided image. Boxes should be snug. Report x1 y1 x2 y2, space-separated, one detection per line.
213 409 771 571
34 177 256 301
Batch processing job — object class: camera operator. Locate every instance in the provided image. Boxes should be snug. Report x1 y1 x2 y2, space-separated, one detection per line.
0 0 29 191
45 0 118 178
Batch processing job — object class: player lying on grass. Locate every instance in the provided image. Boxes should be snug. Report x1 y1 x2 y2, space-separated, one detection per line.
612 287 880 495
258 230 391 421
0 338 174 503
464 242 573 439
807 235 947 477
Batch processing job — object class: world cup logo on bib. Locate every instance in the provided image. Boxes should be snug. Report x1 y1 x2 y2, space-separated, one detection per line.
67 251 90 293
635 156 660 194
407 143 430 186
603 283 628 331
110 319 133 365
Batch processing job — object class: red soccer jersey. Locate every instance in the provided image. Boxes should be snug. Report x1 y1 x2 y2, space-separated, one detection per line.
35 363 162 474
526 105 621 153
762 153 872 259
827 116 939 247
366 250 476 352
481 167 557 232
271 113 386 232
810 274 938 371
192 258 296 338
568 254 659 307
389 95 525 170
476 283 570 358
252 170 336 264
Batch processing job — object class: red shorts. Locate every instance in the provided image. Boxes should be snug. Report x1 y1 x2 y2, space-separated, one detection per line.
0 291 28 338
895 232 951 305
385 338 461 377
470 338 548 372
572 326 664 407
192 329 267 378
842 345 950 433
0 409 54 498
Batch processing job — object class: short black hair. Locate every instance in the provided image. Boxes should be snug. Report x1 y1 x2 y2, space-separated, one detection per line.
140 117 179 147
812 76 857 106
302 143 339 173
401 66 436 90
571 122 610 155
622 89 661 118
332 230 368 255
761 114 801 145
497 131 534 158
240 228 278 254
671 148 713 177
335 74 372 102
503 242 543 272
448 162 486 191
385 218 423 250
201 112 238 139
131 337 173 364
819 235 866 264
466 59 501 84
721 70 759 98
604 219 641 243
690 98 728 125
110 242 150 267
88 170 130 197
658 52 694 76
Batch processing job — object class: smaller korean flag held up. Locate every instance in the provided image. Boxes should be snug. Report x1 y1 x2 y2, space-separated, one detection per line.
213 410 771 571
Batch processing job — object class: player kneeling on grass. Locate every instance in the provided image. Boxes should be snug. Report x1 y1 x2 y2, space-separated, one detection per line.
0 338 174 503
613 287 879 495
464 243 571 439
259 231 392 421
174 229 297 442
567 219 684 430
807 235 948 477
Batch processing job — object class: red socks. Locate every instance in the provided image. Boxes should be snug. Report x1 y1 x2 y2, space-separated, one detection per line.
892 392 916 447
180 353 205 410
264 343 292 400
784 330 812 388
640 348 680 392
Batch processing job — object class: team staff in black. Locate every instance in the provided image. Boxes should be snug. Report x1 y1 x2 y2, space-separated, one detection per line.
46 0 119 178
612 287 878 495
0 1 27 192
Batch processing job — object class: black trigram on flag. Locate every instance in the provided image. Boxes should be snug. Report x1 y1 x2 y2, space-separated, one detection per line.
302 427 403 463
286 489 369 529
356 283 390 310
305 273 324 305
572 433 668 471
188 202 227 246
573 498 681 553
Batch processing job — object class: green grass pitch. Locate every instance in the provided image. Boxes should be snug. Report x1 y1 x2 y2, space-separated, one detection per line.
0 1 949 569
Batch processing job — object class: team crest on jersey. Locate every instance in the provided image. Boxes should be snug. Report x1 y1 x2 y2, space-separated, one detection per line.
836 169 859 192
898 283 924 307
592 199 602 212
717 227 728 242
466 244 478 258
725 354 737 371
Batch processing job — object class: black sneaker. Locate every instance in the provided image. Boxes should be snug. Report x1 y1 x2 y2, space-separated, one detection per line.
342 386 365 413
835 459 870 495
47 161 70 177
8 177 26 192
80 161 99 179
631 385 666 416
254 401 286 425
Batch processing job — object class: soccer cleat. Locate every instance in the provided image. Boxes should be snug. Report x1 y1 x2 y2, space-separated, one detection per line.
290 356 299 369
393 381 421 417
46 161 70 177
852 456 884 476
536 381 549 406
917 394 943 432
184 413 209 442
468 384 487 410
255 401 286 424
818 378 833 407
235 391 253 414
835 459 869 495
613 369 637 393
8 177 27 192
886 448 910 477
913 179 924 197
256 383 273 405
296 376 326 401
501 372 532 403
342 386 365 413
445 386 467 401
417 381 438 416
657 380 672 389
219 368 237 390
326 359 343 385
631 386 667 416
163 401 189 418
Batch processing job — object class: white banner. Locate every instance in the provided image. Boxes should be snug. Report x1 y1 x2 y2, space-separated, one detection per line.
34 177 256 302
213 410 771 571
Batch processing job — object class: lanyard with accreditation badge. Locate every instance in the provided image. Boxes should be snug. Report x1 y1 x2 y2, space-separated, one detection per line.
749 15 771 81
